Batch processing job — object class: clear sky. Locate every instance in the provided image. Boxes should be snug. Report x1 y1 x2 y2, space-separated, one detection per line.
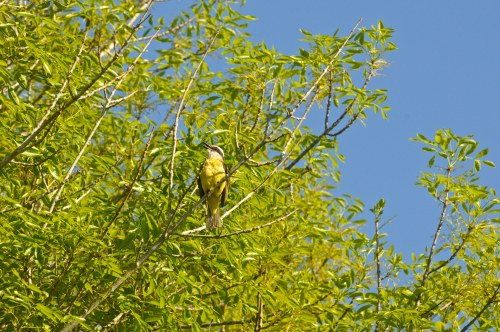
158 1 499 259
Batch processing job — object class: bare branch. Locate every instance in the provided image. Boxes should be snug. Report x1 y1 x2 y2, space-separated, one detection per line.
245 159 278 167
174 210 297 238
255 292 264 332
264 81 278 136
324 70 334 130
104 90 141 108
105 312 125 330
415 167 452 308
179 320 247 329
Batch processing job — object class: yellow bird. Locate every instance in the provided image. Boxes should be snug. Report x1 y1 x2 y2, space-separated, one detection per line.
198 142 229 229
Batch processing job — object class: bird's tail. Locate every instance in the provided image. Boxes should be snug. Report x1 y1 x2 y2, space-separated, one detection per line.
206 208 222 230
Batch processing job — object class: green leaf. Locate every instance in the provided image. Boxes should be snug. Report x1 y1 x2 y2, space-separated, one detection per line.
428 156 435 168
300 29 312 36
474 159 481 171
483 160 495 168
475 148 488 158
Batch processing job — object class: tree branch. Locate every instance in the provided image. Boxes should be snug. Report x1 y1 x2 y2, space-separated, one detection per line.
427 223 475 276
48 109 107 213
166 30 220 220
460 283 500 332
415 167 452 308
174 209 297 238
255 292 264 332
373 201 384 331
179 320 247 329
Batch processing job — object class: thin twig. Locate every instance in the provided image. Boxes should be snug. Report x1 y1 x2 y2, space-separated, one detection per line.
373 203 383 331
332 298 355 328
324 70 334 130
250 87 266 133
427 224 474 276
179 320 247 329
174 210 297 238
264 81 278 136
167 31 220 220
255 292 264 332
415 167 452 308
9 146 63 167
48 109 107 213
281 89 319 158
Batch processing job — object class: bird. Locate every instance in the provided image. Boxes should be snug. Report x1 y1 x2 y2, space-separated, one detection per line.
198 142 229 230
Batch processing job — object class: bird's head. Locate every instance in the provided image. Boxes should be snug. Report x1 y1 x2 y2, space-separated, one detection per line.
203 142 224 159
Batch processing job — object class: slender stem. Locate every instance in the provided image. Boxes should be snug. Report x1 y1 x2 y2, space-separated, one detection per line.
427 223 474 276
179 320 247 329
324 70 334 131
167 31 219 219
415 167 452 308
174 210 297 238
374 208 382 331
255 292 263 332
48 110 106 213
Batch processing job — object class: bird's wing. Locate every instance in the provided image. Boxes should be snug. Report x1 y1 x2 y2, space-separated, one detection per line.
197 162 205 198
221 163 229 207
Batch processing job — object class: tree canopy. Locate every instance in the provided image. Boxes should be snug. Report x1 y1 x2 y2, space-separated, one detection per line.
0 0 498 330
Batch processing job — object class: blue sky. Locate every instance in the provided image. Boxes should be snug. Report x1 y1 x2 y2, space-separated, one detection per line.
158 1 499 259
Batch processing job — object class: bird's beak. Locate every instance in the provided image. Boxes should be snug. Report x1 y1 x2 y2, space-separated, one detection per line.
202 142 211 149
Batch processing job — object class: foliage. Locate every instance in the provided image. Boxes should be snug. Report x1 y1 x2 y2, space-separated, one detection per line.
0 0 497 330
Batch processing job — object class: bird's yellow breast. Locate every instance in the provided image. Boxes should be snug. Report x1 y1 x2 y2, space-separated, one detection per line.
200 158 226 195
